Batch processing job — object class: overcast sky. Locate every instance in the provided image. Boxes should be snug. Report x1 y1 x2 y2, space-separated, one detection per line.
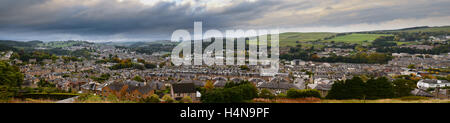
0 0 449 42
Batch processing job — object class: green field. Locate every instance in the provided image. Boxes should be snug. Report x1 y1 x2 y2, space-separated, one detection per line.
323 33 393 44
247 32 335 47
390 26 450 33
396 41 421 46
278 32 336 47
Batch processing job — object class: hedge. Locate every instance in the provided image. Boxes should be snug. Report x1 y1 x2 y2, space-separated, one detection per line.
286 88 321 98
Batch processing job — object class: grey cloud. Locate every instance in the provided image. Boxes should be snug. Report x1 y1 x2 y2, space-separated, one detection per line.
0 0 449 41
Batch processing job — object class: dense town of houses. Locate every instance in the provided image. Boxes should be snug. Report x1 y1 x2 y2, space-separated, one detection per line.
2 41 449 101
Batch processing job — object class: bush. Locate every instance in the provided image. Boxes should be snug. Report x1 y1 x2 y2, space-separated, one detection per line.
201 82 257 103
76 94 102 102
426 88 435 92
140 94 160 103
106 94 119 102
277 93 287 98
238 83 258 100
181 96 193 103
162 94 176 103
393 79 416 97
0 61 23 87
365 77 395 99
287 88 321 99
399 96 429 101
326 77 365 99
144 63 157 69
259 89 275 99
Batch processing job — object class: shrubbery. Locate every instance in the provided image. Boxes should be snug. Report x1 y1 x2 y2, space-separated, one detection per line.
399 96 429 101
181 96 193 103
259 89 275 99
326 77 408 100
201 81 258 103
140 94 160 103
162 94 175 103
286 88 321 98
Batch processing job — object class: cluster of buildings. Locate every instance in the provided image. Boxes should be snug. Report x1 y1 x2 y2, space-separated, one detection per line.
5 41 449 101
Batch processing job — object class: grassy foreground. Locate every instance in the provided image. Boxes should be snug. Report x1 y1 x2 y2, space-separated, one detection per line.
323 33 393 44
321 99 450 103
253 96 450 103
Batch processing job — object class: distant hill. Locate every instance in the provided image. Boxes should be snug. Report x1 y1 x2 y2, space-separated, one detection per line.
0 40 43 51
366 26 450 33
277 26 450 47
38 40 93 48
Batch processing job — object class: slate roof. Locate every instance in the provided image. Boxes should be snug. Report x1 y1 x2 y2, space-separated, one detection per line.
172 83 196 93
419 79 449 84
269 77 288 83
249 78 266 83
197 76 211 81
103 80 162 94
411 89 433 97
137 85 154 94
105 82 125 91
257 82 298 90
308 83 332 91
148 80 166 90
180 80 204 87
213 77 228 81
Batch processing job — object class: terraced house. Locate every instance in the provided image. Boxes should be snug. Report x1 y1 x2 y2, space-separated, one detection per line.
101 80 166 101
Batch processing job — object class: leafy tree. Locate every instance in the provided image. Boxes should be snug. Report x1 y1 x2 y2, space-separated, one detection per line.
91 73 110 83
365 77 395 99
204 80 214 91
326 77 366 99
239 65 250 71
159 62 166 68
392 79 416 97
259 89 275 99
344 77 366 99
140 94 160 103
162 94 175 103
201 88 226 103
238 83 258 100
132 76 145 82
181 96 193 103
201 82 256 103
277 93 287 98
287 88 321 98
0 61 23 87
137 59 146 64
407 64 416 69
109 58 144 70
144 63 157 69
37 79 55 88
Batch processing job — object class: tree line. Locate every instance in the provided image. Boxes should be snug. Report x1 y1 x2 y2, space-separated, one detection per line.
326 76 417 100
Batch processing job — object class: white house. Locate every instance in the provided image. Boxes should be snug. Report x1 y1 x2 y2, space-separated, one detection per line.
291 59 305 66
417 79 450 89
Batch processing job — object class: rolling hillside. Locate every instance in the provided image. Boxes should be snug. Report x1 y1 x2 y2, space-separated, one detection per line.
370 26 450 33
323 34 393 44
278 32 336 47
